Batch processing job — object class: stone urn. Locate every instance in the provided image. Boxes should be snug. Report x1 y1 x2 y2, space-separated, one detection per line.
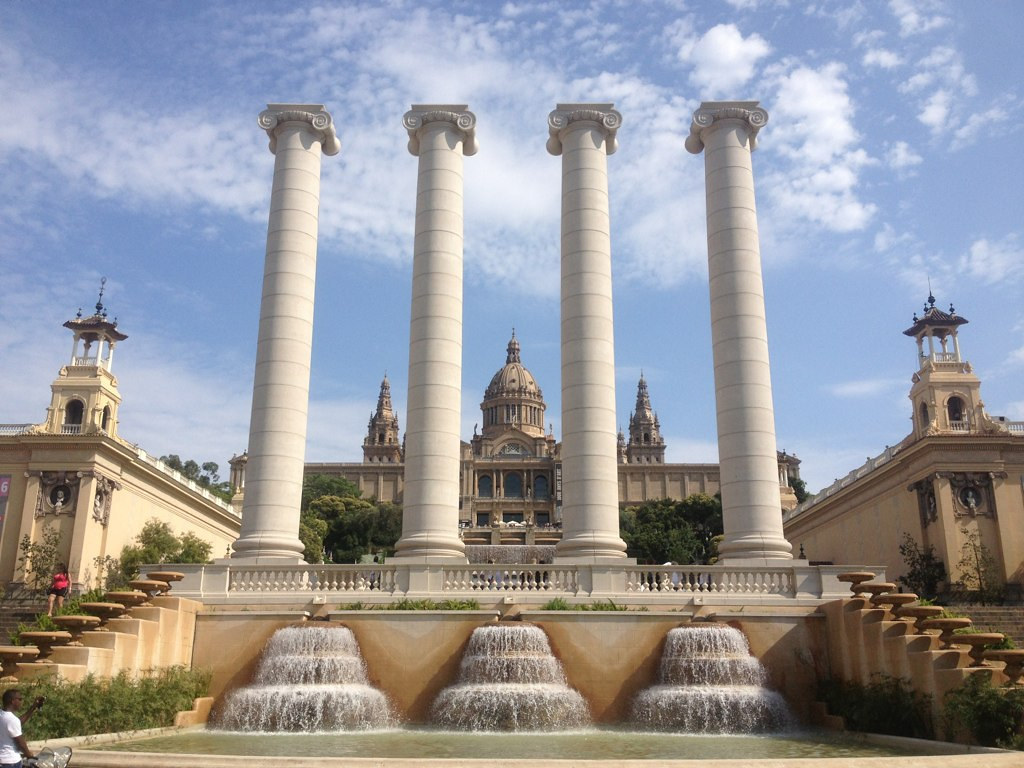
837 572 877 597
52 614 102 645
920 617 974 649
146 570 185 587
129 578 170 599
0 645 39 679
948 633 1007 667
105 590 150 608
859 582 897 598
984 650 1024 684
869 592 919 616
896 605 945 634
18 631 73 661
79 601 127 629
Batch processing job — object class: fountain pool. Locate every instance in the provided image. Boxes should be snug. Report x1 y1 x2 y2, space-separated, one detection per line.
95 727 946 761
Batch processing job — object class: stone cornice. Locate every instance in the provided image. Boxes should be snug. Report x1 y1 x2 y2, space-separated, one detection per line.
547 103 621 156
258 104 340 156
685 101 768 154
403 104 478 157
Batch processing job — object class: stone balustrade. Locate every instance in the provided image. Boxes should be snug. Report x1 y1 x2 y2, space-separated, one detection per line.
165 562 871 605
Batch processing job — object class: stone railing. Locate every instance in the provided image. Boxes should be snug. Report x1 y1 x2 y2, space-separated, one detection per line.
167 562 867 605
623 565 794 596
0 424 33 436
229 565 398 594
134 447 237 513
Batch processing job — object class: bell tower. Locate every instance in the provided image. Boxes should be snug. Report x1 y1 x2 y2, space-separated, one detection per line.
626 374 666 464
362 375 403 463
43 279 128 438
904 293 999 439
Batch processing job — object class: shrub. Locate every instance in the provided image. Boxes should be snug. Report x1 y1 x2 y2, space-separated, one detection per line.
819 675 933 739
943 672 1024 748
8 667 211 740
898 533 946 600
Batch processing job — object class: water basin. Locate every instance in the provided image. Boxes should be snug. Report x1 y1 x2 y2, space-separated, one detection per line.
97 727 937 761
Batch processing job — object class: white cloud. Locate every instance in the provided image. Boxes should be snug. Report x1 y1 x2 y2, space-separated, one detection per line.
862 48 903 69
900 46 980 139
763 62 877 232
952 106 1009 149
958 235 1024 285
873 223 916 253
885 141 922 169
675 24 771 97
889 0 950 37
829 378 904 398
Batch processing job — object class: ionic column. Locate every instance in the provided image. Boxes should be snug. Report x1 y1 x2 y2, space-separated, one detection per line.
233 104 340 562
393 105 477 561
685 101 792 562
547 103 628 561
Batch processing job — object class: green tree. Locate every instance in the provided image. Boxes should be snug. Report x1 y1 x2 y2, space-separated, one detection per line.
790 477 809 504
299 475 402 564
898 533 946 600
955 528 1004 605
118 519 213 580
159 455 232 501
620 494 723 565
16 525 64 594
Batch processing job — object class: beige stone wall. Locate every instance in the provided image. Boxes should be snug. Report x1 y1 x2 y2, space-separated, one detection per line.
785 436 1024 589
0 435 239 589
194 608 825 725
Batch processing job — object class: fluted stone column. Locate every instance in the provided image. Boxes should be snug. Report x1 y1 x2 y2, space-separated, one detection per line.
233 104 340 562
685 101 792 562
393 105 477 561
547 103 628 561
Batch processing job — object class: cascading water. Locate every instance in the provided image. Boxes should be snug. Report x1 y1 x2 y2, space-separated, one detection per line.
213 624 395 732
430 623 589 731
630 624 791 733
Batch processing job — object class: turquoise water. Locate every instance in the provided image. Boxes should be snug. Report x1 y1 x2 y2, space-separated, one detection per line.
99 728 927 760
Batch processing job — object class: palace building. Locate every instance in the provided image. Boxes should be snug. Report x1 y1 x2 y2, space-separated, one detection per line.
305 332 803 547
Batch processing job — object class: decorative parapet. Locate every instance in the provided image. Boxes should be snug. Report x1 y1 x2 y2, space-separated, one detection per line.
546 103 622 155
684 100 769 154
403 104 478 156
258 103 341 156
166 561 864 605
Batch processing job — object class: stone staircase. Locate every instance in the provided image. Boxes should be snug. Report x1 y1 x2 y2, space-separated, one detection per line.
0 603 47 643
955 605 1024 646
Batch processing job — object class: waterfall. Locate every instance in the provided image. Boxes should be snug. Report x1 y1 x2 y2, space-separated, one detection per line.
213 625 395 732
630 624 792 733
430 623 590 731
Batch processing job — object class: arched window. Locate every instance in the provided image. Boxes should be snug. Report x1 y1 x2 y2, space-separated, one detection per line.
504 472 523 498
947 396 965 428
918 401 929 430
101 406 111 431
478 475 493 498
643 432 650 444
64 399 84 426
534 475 549 500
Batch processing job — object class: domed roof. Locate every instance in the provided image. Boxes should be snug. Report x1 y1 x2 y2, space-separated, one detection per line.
484 333 543 401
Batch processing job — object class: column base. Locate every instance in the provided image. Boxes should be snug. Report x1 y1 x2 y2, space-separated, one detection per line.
392 532 466 562
718 532 794 563
555 531 630 562
231 533 305 563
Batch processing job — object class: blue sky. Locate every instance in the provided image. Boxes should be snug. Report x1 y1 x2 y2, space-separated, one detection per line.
1 0 1021 494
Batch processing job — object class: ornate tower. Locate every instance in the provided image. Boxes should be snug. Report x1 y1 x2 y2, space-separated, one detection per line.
43 280 127 438
904 293 999 439
363 375 403 463
625 375 666 464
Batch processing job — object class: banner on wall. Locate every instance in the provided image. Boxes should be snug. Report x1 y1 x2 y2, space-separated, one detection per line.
0 475 10 530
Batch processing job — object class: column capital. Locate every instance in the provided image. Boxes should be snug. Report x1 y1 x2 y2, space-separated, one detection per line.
258 103 341 156
547 103 622 156
685 100 768 154
404 104 478 156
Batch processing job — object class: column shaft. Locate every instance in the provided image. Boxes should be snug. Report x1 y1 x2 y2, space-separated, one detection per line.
686 101 792 562
548 104 628 561
394 105 477 561
233 104 340 562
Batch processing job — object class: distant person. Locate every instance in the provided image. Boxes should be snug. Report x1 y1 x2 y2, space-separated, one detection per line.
0 689 43 765
46 564 70 617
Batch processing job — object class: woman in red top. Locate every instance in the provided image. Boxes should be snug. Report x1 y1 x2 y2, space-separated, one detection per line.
46 564 70 617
